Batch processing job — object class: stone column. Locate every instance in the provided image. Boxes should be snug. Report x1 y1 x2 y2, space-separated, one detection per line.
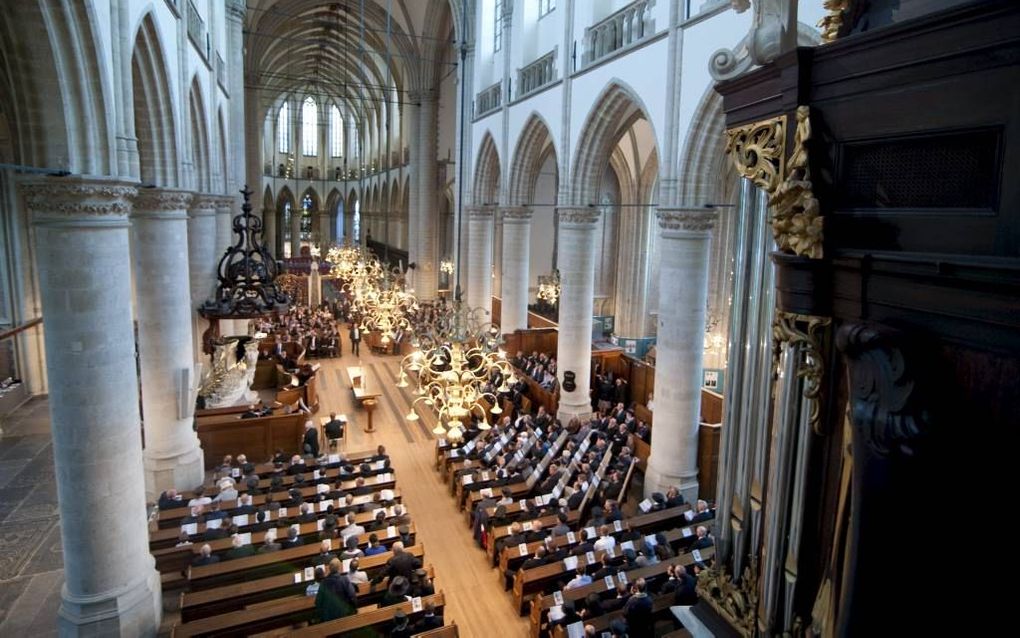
188 195 219 365
215 195 234 260
555 207 600 422
613 204 653 338
411 90 439 299
318 210 331 246
290 206 302 257
466 206 494 318
645 208 716 503
133 188 205 498
500 206 532 334
21 177 160 635
262 207 277 257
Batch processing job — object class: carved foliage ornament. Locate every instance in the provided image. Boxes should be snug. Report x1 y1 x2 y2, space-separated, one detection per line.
726 106 823 259
657 209 717 233
773 311 832 434
725 115 786 195
819 0 853 44
21 181 137 217
500 206 533 222
696 563 759 638
558 208 601 225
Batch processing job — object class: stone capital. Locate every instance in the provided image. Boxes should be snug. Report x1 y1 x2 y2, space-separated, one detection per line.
556 206 601 226
407 89 438 104
20 176 138 226
188 193 220 217
466 205 496 220
213 195 235 211
132 188 193 219
656 208 717 236
499 206 533 223
226 0 246 20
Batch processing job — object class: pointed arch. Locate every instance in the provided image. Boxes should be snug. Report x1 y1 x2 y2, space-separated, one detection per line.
263 185 274 211
508 113 558 206
570 80 660 206
131 11 177 186
472 132 501 204
677 87 727 207
189 76 210 192
300 186 320 212
276 185 295 212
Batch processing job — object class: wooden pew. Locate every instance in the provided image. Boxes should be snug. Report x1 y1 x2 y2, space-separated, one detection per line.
245 592 447 638
181 562 435 622
203 447 379 489
412 622 459 637
511 524 703 615
196 412 308 470
157 473 396 528
532 547 716 638
187 539 425 591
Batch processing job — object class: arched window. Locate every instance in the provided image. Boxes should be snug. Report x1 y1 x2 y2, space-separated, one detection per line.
330 105 343 157
302 97 318 156
277 101 291 153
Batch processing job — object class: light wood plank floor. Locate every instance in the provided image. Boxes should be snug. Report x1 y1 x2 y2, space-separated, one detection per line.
314 340 530 637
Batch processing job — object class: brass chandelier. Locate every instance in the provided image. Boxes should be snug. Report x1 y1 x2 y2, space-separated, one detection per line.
398 300 516 439
537 269 561 304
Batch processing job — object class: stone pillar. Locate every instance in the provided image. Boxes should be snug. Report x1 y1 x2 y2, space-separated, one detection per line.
133 189 205 498
21 177 161 635
318 210 331 246
411 90 439 299
645 208 716 503
500 206 532 334
290 206 302 257
466 206 494 318
613 204 654 338
188 195 218 365
215 195 234 261
262 207 277 257
555 207 600 422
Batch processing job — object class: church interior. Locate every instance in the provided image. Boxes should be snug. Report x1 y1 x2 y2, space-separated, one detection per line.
0 0 1016 636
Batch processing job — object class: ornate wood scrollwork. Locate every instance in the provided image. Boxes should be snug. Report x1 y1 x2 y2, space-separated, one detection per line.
697 563 759 638
727 106 824 259
836 323 928 458
725 114 787 194
819 0 854 44
773 311 832 434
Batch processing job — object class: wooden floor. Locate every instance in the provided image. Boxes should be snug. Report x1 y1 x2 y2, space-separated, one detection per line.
314 343 530 637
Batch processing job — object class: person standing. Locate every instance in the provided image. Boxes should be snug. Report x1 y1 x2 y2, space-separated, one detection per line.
315 558 358 621
349 322 362 357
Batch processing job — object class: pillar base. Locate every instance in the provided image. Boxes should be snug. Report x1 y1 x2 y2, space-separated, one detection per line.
144 443 205 499
58 568 161 637
644 461 699 505
557 400 592 427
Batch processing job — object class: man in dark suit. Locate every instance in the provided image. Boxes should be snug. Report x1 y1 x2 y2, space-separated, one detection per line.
570 529 594 556
349 323 361 356
250 509 271 532
158 489 186 509
302 421 320 458
539 463 563 494
281 527 303 549
308 539 336 568
324 412 344 445
233 494 256 516
374 541 420 583
691 525 714 550
192 544 220 566
624 578 654 638
521 546 547 570
413 602 444 632
691 499 714 523
258 529 282 553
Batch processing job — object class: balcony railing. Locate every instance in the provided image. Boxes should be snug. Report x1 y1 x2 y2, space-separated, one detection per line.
187 0 209 62
518 50 557 99
475 82 502 118
583 0 653 67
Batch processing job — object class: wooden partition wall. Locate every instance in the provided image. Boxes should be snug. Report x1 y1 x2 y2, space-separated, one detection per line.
502 328 558 358
492 297 560 331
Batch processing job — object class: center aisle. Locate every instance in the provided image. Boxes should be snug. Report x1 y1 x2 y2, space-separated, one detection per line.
313 345 529 638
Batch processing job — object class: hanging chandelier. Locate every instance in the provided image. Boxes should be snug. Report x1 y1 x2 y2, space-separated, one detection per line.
537 269 561 305
397 299 516 439
361 271 417 343
326 240 369 280
440 257 455 275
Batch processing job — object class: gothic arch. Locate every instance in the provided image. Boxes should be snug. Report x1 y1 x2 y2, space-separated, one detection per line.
508 113 558 206
131 12 177 187
300 186 320 212
276 185 295 212
189 76 210 192
676 87 727 207
570 80 660 206
472 132 501 205
0 1 112 172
